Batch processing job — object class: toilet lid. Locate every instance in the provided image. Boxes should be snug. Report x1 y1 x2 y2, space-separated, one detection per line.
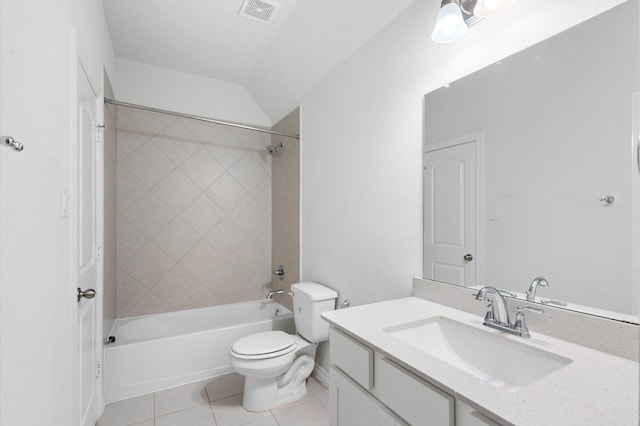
231 331 295 357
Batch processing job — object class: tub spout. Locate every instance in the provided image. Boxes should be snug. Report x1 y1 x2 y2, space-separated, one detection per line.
267 289 284 299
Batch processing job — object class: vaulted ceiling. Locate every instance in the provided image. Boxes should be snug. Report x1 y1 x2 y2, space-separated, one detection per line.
102 0 419 120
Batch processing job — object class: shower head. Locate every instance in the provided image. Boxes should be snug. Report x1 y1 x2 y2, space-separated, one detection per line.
266 142 283 157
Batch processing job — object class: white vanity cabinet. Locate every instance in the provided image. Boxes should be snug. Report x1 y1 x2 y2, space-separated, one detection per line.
329 328 500 426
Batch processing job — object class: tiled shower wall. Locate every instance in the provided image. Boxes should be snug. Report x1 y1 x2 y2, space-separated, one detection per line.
116 106 272 318
270 108 300 312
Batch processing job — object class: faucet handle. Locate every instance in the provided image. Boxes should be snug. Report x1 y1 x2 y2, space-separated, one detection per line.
516 306 544 315
514 306 544 338
498 289 517 298
483 302 495 322
540 299 567 307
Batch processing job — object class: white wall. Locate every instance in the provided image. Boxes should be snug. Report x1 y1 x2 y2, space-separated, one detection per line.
245 0 416 123
299 0 628 371
115 59 272 127
72 0 116 78
0 1 115 425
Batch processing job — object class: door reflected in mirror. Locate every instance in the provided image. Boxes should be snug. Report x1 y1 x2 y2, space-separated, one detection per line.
423 1 639 322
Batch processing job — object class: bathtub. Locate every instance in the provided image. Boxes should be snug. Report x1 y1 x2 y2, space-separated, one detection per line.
104 300 294 402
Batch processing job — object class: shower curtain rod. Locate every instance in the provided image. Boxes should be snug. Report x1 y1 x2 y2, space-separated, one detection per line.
104 98 300 140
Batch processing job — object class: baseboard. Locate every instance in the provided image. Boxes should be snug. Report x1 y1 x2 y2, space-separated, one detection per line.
312 364 330 387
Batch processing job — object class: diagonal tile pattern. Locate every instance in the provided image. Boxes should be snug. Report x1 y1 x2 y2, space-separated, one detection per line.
204 128 247 168
116 106 272 318
180 194 226 237
154 123 202 165
229 153 270 192
152 217 201 261
152 169 201 214
121 191 174 238
122 141 175 187
180 147 226 190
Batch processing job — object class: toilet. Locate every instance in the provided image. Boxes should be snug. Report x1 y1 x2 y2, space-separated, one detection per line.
230 282 338 411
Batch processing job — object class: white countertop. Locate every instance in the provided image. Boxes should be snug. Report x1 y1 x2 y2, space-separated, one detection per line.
322 297 639 426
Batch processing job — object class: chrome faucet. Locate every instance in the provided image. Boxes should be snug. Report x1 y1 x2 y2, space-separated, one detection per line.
475 286 544 337
267 289 284 299
475 286 510 326
526 277 549 302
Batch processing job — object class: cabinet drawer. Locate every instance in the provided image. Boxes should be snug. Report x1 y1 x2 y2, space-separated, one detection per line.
374 355 454 426
330 328 374 389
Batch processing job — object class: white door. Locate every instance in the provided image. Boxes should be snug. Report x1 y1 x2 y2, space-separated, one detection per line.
75 58 100 426
423 136 482 287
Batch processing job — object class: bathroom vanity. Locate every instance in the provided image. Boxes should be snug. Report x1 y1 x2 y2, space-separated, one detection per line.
322 296 638 426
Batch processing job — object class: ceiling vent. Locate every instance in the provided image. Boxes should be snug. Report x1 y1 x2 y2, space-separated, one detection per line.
239 0 281 24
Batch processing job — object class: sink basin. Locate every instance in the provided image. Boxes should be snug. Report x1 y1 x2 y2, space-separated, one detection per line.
383 316 571 391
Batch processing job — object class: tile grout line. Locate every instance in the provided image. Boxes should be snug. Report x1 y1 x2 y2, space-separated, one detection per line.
204 382 220 426
209 401 219 426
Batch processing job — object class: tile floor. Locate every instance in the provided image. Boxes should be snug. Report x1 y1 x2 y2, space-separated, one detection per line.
97 373 329 426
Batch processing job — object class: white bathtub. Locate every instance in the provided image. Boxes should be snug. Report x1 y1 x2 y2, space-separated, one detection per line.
104 300 294 402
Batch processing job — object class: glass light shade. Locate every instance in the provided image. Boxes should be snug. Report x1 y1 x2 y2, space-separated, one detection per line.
473 0 516 17
431 2 468 43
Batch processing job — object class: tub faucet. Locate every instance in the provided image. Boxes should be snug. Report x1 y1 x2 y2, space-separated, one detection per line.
267 289 284 299
475 286 544 337
526 277 549 302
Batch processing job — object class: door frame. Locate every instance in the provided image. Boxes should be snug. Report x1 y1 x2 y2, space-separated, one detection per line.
70 29 105 425
631 92 639 316
423 132 485 287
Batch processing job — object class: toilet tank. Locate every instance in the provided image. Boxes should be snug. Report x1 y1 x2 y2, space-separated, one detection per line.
291 282 338 343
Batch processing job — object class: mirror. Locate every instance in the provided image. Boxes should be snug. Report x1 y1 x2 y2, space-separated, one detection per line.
423 1 639 322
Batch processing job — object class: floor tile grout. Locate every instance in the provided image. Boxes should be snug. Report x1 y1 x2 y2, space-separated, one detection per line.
103 376 328 426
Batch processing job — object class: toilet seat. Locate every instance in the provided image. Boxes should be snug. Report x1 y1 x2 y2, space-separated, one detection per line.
231 331 296 360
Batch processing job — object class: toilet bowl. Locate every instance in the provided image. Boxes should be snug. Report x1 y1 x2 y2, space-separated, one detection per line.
231 331 316 411
229 282 338 411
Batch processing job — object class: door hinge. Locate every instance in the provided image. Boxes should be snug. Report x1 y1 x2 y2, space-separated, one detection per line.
95 124 105 142
95 245 102 260
96 362 102 378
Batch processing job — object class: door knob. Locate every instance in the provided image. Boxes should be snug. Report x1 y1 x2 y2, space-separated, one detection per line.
77 287 96 302
463 254 473 261
2 136 24 151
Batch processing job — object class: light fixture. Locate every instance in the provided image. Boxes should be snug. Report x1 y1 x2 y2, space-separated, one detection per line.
432 0 517 43
431 0 468 43
472 0 516 17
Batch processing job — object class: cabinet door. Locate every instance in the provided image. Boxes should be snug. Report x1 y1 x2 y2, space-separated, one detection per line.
330 367 398 426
